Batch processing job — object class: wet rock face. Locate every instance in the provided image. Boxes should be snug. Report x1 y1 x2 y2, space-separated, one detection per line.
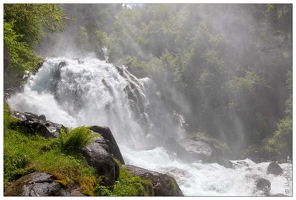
178 135 233 168
181 139 213 157
12 111 66 138
82 136 120 186
89 126 125 164
255 178 271 196
4 172 83 196
267 162 283 176
123 165 183 196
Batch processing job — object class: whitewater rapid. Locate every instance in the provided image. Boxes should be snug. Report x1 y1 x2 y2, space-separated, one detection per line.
7 57 292 196
122 146 292 196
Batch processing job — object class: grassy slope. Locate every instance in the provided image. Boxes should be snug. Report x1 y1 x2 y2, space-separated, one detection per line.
3 103 152 196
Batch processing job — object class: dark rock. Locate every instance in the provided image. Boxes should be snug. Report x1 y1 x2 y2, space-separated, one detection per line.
215 157 233 168
12 111 66 138
164 136 194 162
58 61 67 68
89 126 125 164
267 162 283 176
82 136 120 186
181 138 213 157
179 135 232 168
255 178 271 196
74 58 84 64
4 172 84 196
123 165 183 196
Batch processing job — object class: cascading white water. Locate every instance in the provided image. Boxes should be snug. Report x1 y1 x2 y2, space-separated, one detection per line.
7 57 292 196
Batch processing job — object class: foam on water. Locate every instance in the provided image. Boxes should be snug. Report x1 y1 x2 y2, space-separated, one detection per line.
121 145 292 196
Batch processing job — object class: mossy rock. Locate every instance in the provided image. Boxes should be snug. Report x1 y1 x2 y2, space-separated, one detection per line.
4 172 84 196
123 165 183 196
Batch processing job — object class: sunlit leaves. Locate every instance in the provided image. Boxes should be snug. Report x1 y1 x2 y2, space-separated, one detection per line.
4 4 66 45
4 20 39 72
4 4 67 91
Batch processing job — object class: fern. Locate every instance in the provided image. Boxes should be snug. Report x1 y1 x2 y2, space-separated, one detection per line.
57 126 98 154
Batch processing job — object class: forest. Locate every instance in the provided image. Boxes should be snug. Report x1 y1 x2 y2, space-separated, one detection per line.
4 4 292 160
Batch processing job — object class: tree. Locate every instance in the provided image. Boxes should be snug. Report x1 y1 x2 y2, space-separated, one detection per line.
4 4 66 45
4 4 68 91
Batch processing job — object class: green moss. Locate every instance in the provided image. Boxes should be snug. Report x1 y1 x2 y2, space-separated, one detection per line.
166 176 177 194
31 149 97 195
95 161 154 196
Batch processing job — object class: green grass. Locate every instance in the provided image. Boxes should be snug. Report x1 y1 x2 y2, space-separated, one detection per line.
95 160 154 196
4 104 97 195
55 126 98 154
31 150 97 196
4 103 154 196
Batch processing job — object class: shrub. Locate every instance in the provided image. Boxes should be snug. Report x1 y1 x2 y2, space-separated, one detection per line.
261 117 292 160
56 126 98 154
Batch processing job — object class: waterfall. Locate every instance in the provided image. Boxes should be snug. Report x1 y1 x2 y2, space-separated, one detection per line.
7 57 292 196
7 57 186 149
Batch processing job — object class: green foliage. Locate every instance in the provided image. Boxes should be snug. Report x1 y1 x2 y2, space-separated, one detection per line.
4 103 17 128
4 4 68 91
32 150 97 196
4 103 155 196
95 161 153 196
4 20 41 91
77 26 89 52
4 4 66 45
4 110 53 188
261 116 292 159
4 21 39 71
56 126 98 154
74 24 108 59
4 105 97 195
227 70 268 96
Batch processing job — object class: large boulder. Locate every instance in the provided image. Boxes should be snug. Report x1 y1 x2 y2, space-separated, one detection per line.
123 165 183 196
82 135 120 186
4 172 83 196
267 162 283 176
179 135 232 168
255 178 271 196
89 126 125 164
12 111 66 138
181 138 213 157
